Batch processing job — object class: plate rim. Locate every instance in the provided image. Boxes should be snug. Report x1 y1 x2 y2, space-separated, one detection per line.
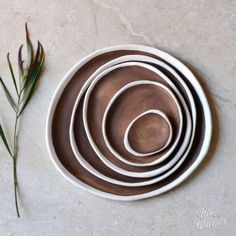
46 44 212 201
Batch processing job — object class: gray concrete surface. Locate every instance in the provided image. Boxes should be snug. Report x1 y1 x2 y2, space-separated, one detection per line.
0 0 235 235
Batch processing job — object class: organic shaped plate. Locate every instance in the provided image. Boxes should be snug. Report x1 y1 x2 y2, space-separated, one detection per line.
83 62 185 171
46 45 212 200
69 59 191 185
74 56 195 169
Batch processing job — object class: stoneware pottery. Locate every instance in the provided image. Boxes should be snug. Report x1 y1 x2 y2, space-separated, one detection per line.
123 108 173 157
46 45 212 200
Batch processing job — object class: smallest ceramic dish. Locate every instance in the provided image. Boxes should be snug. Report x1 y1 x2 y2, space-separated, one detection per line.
123 109 173 157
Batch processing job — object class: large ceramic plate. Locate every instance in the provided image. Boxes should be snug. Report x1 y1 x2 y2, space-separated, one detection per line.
46 45 212 200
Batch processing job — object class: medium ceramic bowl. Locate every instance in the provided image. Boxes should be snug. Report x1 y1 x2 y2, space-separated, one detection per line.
70 60 192 173
69 60 192 185
82 62 187 172
70 55 195 167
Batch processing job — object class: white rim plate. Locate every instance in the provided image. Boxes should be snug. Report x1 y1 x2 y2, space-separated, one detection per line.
46 44 212 201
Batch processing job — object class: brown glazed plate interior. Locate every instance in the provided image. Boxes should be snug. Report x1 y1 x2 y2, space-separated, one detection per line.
47 45 212 200
73 61 190 179
86 65 181 167
126 111 172 154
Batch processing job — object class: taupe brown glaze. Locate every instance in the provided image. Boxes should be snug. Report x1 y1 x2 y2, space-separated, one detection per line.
127 112 171 154
52 50 204 195
87 66 181 166
102 80 181 165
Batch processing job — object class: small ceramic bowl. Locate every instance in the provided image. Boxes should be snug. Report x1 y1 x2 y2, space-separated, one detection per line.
123 109 173 157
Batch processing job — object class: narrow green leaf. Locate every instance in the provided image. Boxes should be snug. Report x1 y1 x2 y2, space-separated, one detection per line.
22 41 41 91
25 23 34 68
0 124 13 157
18 65 44 116
22 43 44 94
18 80 38 116
18 44 45 116
18 45 24 83
7 53 19 95
0 77 16 111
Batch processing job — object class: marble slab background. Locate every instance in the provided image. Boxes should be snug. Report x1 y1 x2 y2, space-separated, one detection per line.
0 0 235 235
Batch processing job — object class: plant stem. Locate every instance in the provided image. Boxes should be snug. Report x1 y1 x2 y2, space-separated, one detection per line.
13 157 20 217
13 96 20 218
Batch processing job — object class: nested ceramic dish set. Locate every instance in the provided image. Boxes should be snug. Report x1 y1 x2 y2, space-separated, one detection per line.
46 45 212 200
